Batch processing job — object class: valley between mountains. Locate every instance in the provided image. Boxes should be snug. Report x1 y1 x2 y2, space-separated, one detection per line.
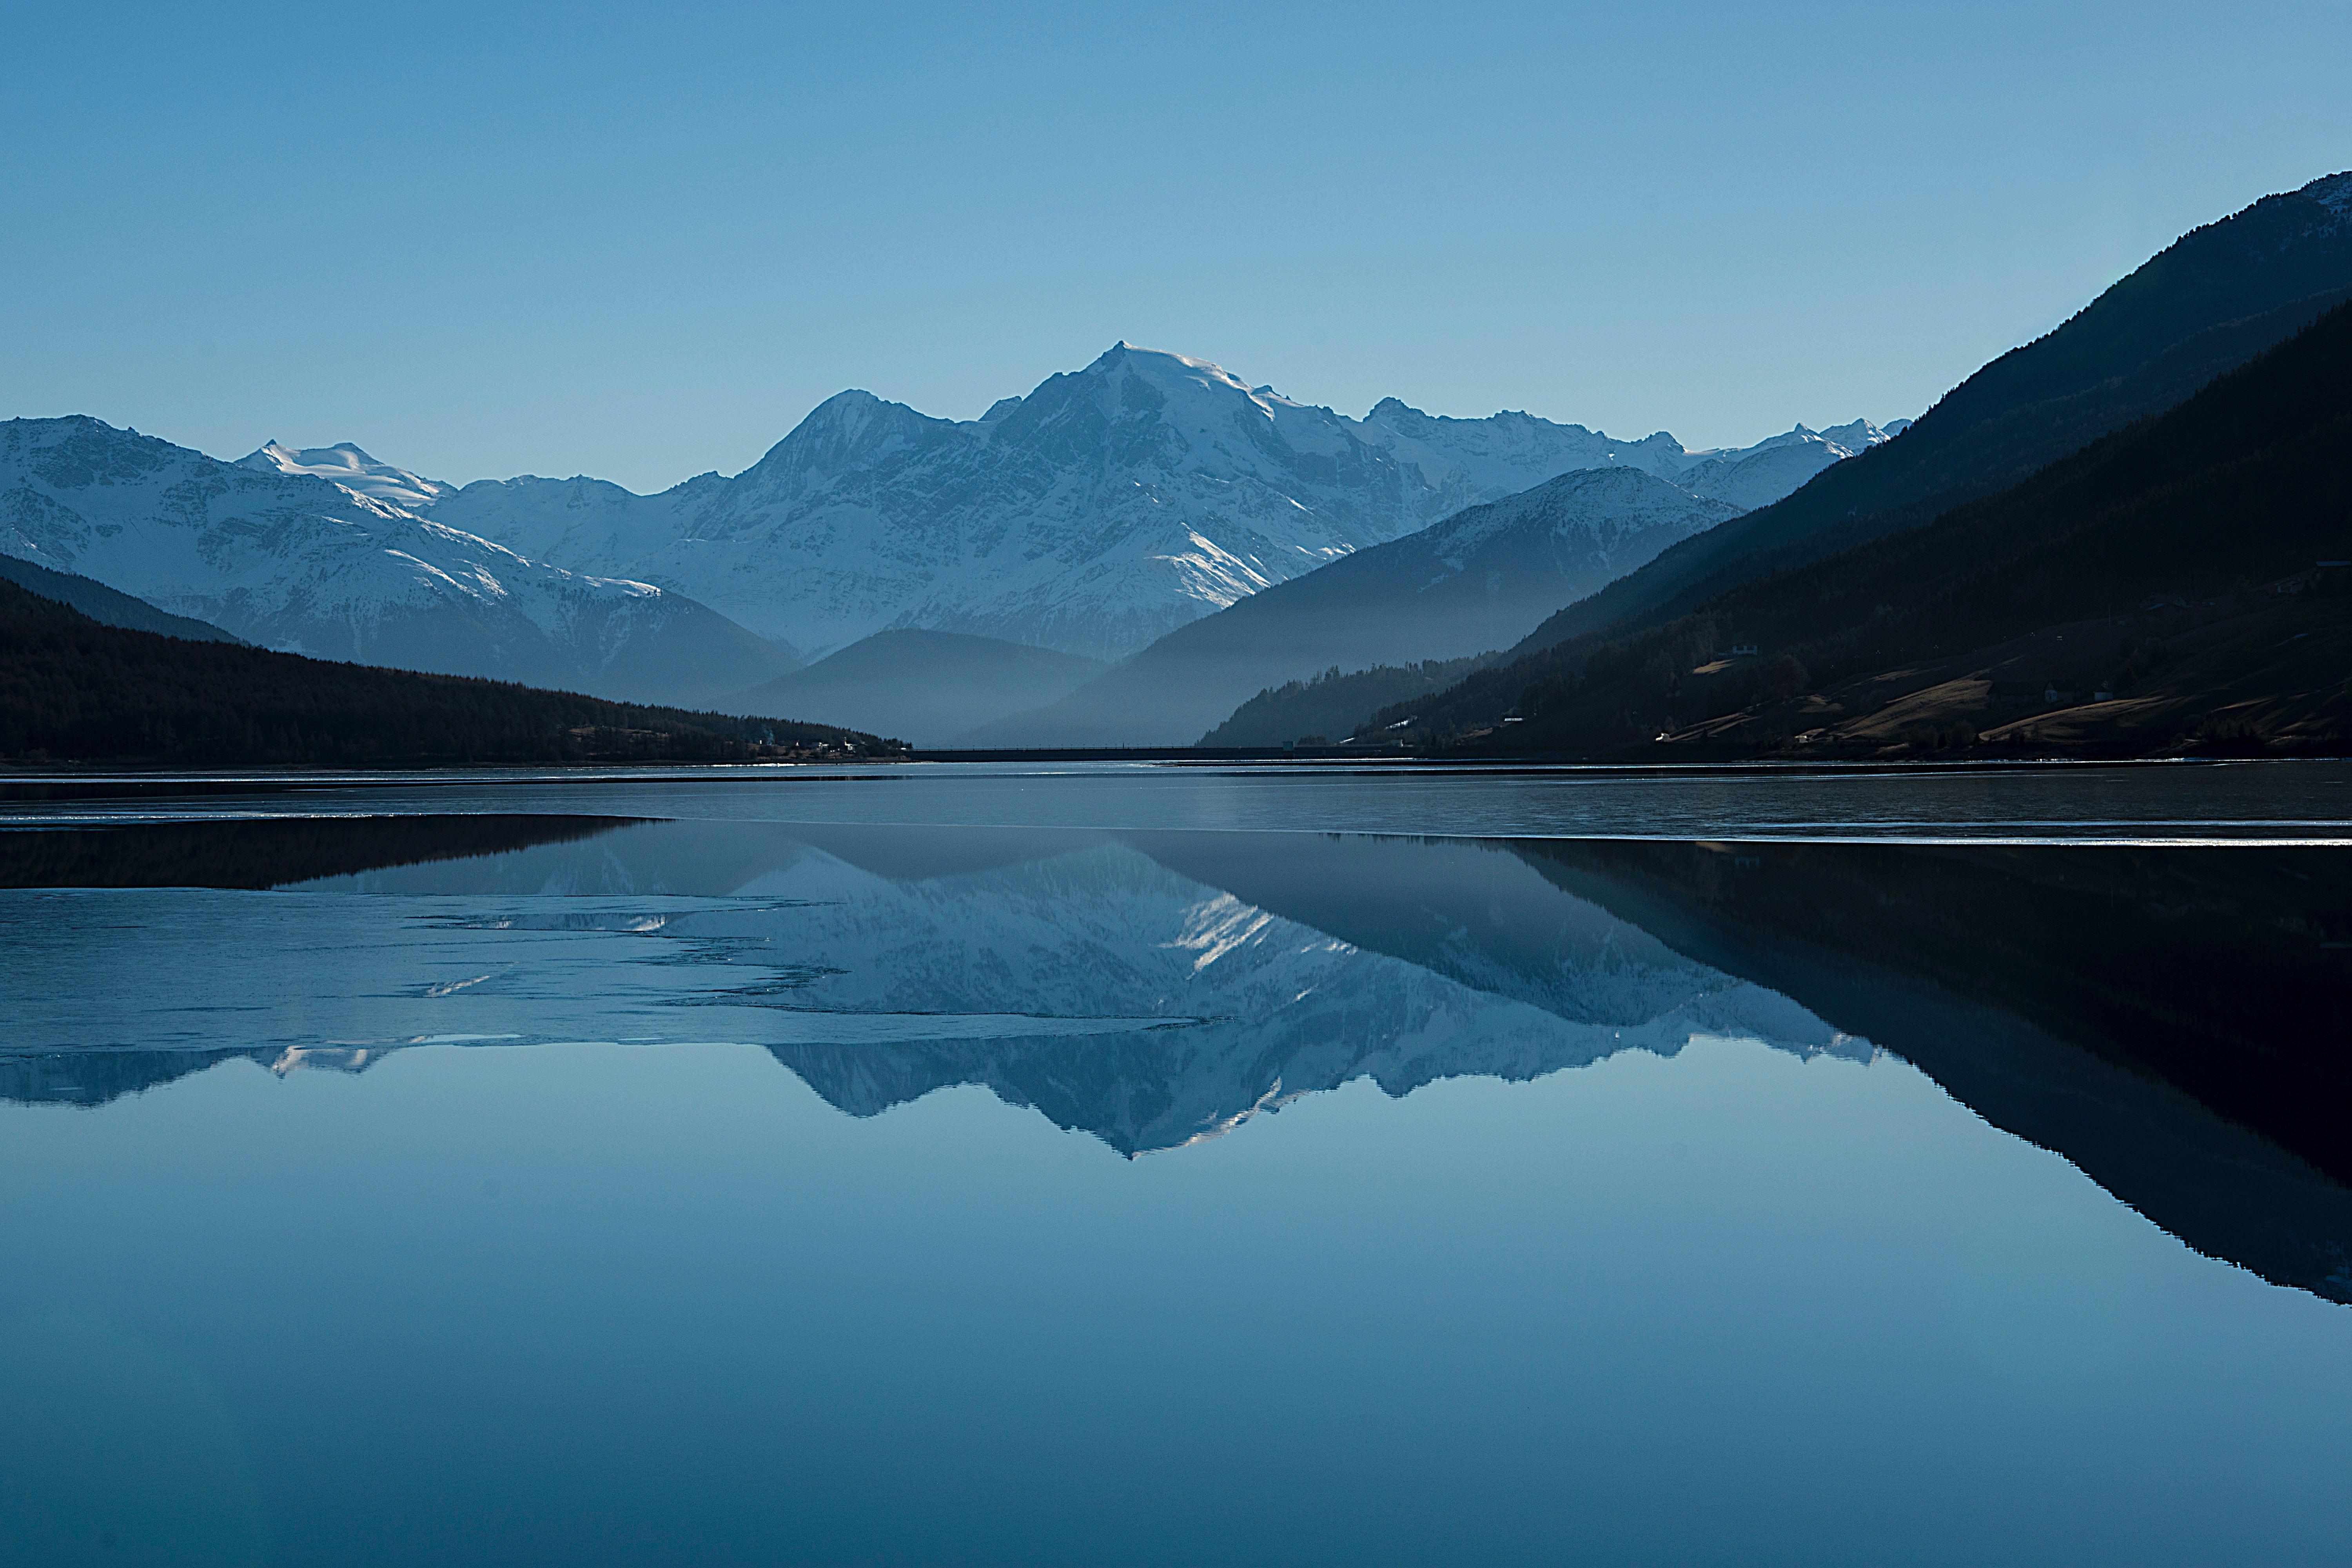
4 168 2349 762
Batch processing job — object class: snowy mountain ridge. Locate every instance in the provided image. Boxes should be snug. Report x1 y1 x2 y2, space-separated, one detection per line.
0 416 793 704
238 439 458 512
386 344 1898 660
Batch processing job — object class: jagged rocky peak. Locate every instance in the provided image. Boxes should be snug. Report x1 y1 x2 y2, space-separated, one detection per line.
4 414 181 490
737 388 955 490
1360 394 1688 478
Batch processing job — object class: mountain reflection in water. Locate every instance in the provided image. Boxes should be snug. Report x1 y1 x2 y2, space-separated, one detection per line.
2 812 2345 1303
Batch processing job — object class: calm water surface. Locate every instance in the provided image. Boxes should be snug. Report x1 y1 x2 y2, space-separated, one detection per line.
2 764 2348 1567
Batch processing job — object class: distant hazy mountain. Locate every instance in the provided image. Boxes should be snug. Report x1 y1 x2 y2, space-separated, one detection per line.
0 552 241 643
1672 420 1904 509
0 417 793 705
964 467 1740 747
722 630 1104 746
410 344 1891 661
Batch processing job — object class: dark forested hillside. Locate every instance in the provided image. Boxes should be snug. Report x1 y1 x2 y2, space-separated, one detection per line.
1508 169 2352 657
0 814 641 889
1385 300 2352 759
1199 656 1490 748
0 580 903 766
0 554 242 642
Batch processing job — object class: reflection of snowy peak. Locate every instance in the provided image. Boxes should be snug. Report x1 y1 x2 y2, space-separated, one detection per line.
419 345 1895 660
9 822 1870 1154
0 417 791 704
694 829 1863 1154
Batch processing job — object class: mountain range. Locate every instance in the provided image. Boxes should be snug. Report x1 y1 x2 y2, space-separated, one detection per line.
6 353 1886 718
0 417 793 705
12 168 2345 751
722 629 1105 745
363 345 1888 662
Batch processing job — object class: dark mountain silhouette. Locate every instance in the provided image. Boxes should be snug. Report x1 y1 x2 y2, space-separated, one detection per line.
1200 655 1490 748
1513 838 2352 1301
0 814 642 889
0 577 902 766
1485 168 2352 673
1388 296 2352 757
0 553 241 642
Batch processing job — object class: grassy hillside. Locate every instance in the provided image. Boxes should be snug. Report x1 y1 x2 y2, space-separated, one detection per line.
1383 300 2352 759
0 579 904 766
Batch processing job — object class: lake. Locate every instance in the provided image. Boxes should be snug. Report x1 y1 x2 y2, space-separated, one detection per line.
2 761 2348 1567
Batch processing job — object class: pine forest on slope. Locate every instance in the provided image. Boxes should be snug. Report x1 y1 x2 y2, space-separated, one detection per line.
0 574 896 767
1344 168 2352 759
0 552 242 644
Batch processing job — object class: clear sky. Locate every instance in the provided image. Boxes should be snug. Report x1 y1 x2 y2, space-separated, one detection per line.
5 1 2347 492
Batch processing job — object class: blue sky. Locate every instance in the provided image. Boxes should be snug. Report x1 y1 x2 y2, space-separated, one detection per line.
4 0 2347 492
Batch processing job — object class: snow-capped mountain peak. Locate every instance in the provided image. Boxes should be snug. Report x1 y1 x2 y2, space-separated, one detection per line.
418 346 1828 660
7 417 793 704
343 348 1902 662
237 439 456 512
